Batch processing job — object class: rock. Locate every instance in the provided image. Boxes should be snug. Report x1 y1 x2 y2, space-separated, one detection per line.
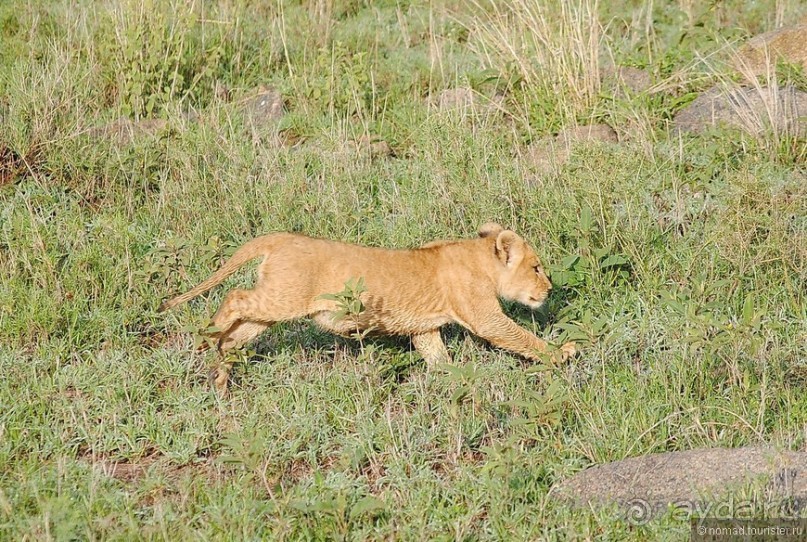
524 123 618 175
555 123 619 145
237 86 284 128
552 447 807 523
603 65 654 96
432 88 506 114
86 85 283 146
435 88 477 111
672 84 807 136
87 117 168 144
735 24 807 76
354 135 394 158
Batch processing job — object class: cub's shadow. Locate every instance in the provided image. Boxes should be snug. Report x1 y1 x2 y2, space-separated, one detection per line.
238 320 423 388
244 286 575 370
248 320 413 358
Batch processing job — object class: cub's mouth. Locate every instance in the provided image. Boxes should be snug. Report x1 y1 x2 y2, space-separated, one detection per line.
526 294 548 307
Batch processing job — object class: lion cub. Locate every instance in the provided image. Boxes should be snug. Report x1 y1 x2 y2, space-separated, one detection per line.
160 222 576 391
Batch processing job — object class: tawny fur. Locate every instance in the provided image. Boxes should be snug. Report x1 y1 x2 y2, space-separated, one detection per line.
160 222 576 391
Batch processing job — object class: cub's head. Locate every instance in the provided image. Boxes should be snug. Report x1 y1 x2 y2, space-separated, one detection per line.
479 222 552 309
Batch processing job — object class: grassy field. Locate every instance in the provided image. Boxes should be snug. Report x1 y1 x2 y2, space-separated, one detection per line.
1 0 806 539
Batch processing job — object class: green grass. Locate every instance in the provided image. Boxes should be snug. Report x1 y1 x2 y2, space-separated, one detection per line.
1 0 806 539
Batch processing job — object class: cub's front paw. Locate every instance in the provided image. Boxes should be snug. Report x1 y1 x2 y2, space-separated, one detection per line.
559 341 577 361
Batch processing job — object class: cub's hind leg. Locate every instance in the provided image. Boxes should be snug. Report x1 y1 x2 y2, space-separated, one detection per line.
412 330 450 367
209 320 272 394
207 288 279 393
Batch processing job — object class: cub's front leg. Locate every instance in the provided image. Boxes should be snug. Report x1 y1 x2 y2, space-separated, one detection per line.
463 305 575 362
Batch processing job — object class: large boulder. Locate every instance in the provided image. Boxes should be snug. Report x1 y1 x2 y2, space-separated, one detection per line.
552 447 807 523
672 84 807 136
735 24 807 76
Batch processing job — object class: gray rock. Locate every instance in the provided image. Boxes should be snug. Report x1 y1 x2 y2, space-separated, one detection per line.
552 447 807 522
673 84 807 136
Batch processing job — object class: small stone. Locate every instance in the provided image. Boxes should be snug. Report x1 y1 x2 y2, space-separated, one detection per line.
214 80 231 102
238 86 284 127
355 135 393 158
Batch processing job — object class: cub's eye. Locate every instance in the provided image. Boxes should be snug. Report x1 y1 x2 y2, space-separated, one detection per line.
533 266 542 275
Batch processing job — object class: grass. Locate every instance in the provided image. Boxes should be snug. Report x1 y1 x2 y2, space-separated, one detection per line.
1 0 806 539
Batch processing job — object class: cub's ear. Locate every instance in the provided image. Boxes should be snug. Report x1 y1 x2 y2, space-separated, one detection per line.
494 230 524 266
478 222 504 238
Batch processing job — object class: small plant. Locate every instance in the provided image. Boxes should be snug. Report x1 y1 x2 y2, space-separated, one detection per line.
218 430 275 497
549 205 631 289
438 362 488 410
505 378 568 434
317 277 372 343
139 235 236 291
98 0 226 118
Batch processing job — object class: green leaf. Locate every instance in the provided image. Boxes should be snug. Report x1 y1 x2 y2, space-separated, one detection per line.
741 293 754 324
437 364 465 379
599 254 628 269
451 385 470 404
350 496 386 519
524 363 552 375
309 498 337 513
579 205 593 232
561 254 581 269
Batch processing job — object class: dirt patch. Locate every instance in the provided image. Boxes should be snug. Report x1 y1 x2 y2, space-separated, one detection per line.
91 456 159 484
88 453 223 486
0 143 40 185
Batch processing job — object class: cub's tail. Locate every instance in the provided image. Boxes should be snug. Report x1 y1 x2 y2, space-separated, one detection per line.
158 235 274 312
